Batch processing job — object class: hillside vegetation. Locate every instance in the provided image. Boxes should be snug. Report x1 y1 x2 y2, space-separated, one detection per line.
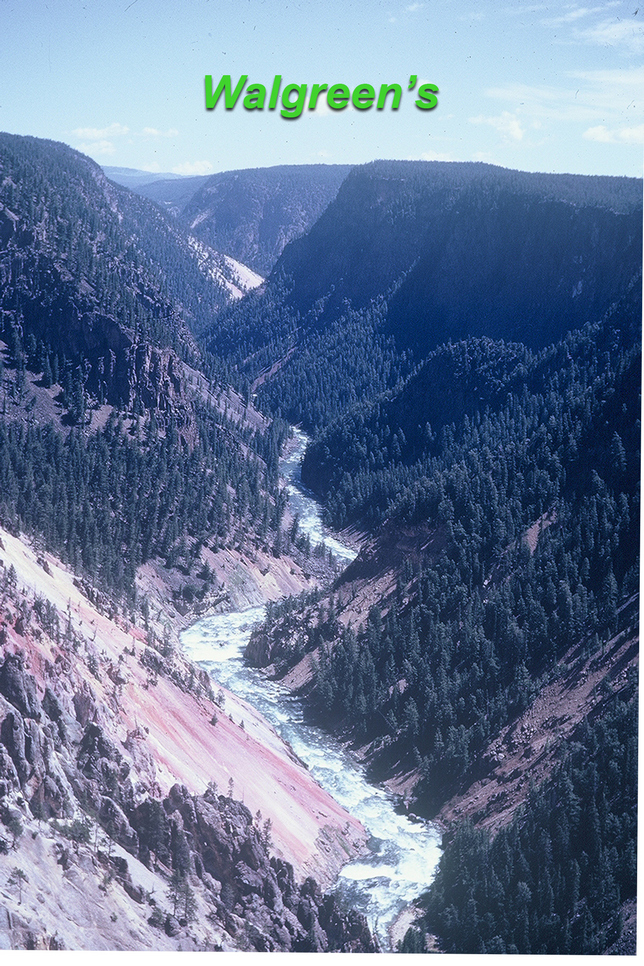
0 134 316 607
0 135 639 954
237 162 640 954
205 160 641 432
123 163 352 277
249 317 639 952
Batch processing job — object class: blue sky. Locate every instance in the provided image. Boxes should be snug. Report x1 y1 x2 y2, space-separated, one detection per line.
1 0 642 177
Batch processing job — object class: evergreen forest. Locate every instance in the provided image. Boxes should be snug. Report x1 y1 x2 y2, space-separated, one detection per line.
0 133 639 954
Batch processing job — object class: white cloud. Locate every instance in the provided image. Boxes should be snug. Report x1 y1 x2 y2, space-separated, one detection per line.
142 127 179 138
469 111 525 141
485 66 644 124
575 16 644 53
72 122 129 140
71 124 181 153
541 5 619 27
418 149 455 161
171 161 215 176
583 123 644 143
619 124 644 143
583 124 617 141
77 139 117 156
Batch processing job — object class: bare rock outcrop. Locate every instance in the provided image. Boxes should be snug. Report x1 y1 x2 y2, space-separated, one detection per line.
150 782 378 952
0 634 375 952
0 654 42 720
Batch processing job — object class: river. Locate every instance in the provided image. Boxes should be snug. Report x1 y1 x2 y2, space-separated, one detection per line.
181 428 442 950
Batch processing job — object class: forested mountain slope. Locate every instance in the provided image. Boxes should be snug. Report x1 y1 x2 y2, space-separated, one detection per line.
251 318 639 781
248 311 640 953
279 161 640 353
0 135 377 951
408 691 637 954
301 279 641 528
0 134 266 414
206 160 641 433
0 134 322 610
179 164 353 276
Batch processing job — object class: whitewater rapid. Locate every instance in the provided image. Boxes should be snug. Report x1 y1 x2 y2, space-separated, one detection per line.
181 428 442 949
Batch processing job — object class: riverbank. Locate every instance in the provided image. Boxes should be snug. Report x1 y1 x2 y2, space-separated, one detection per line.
181 432 443 950
389 903 425 950
0 524 369 881
183 602 443 950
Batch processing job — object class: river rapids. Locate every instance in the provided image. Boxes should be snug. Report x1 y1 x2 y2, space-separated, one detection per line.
181 429 442 950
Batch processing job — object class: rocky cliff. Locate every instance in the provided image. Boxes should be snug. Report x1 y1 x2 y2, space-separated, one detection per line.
0 525 374 950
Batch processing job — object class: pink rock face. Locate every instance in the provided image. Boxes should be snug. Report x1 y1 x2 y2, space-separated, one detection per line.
0 525 367 889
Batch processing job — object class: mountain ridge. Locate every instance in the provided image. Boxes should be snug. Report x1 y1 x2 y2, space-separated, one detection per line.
0 133 638 954
117 162 353 277
205 159 641 432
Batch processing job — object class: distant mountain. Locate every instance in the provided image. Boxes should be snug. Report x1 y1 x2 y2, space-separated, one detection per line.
179 164 353 276
109 163 352 277
206 160 642 432
277 160 641 350
0 135 258 411
103 165 190 189
118 173 213 218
